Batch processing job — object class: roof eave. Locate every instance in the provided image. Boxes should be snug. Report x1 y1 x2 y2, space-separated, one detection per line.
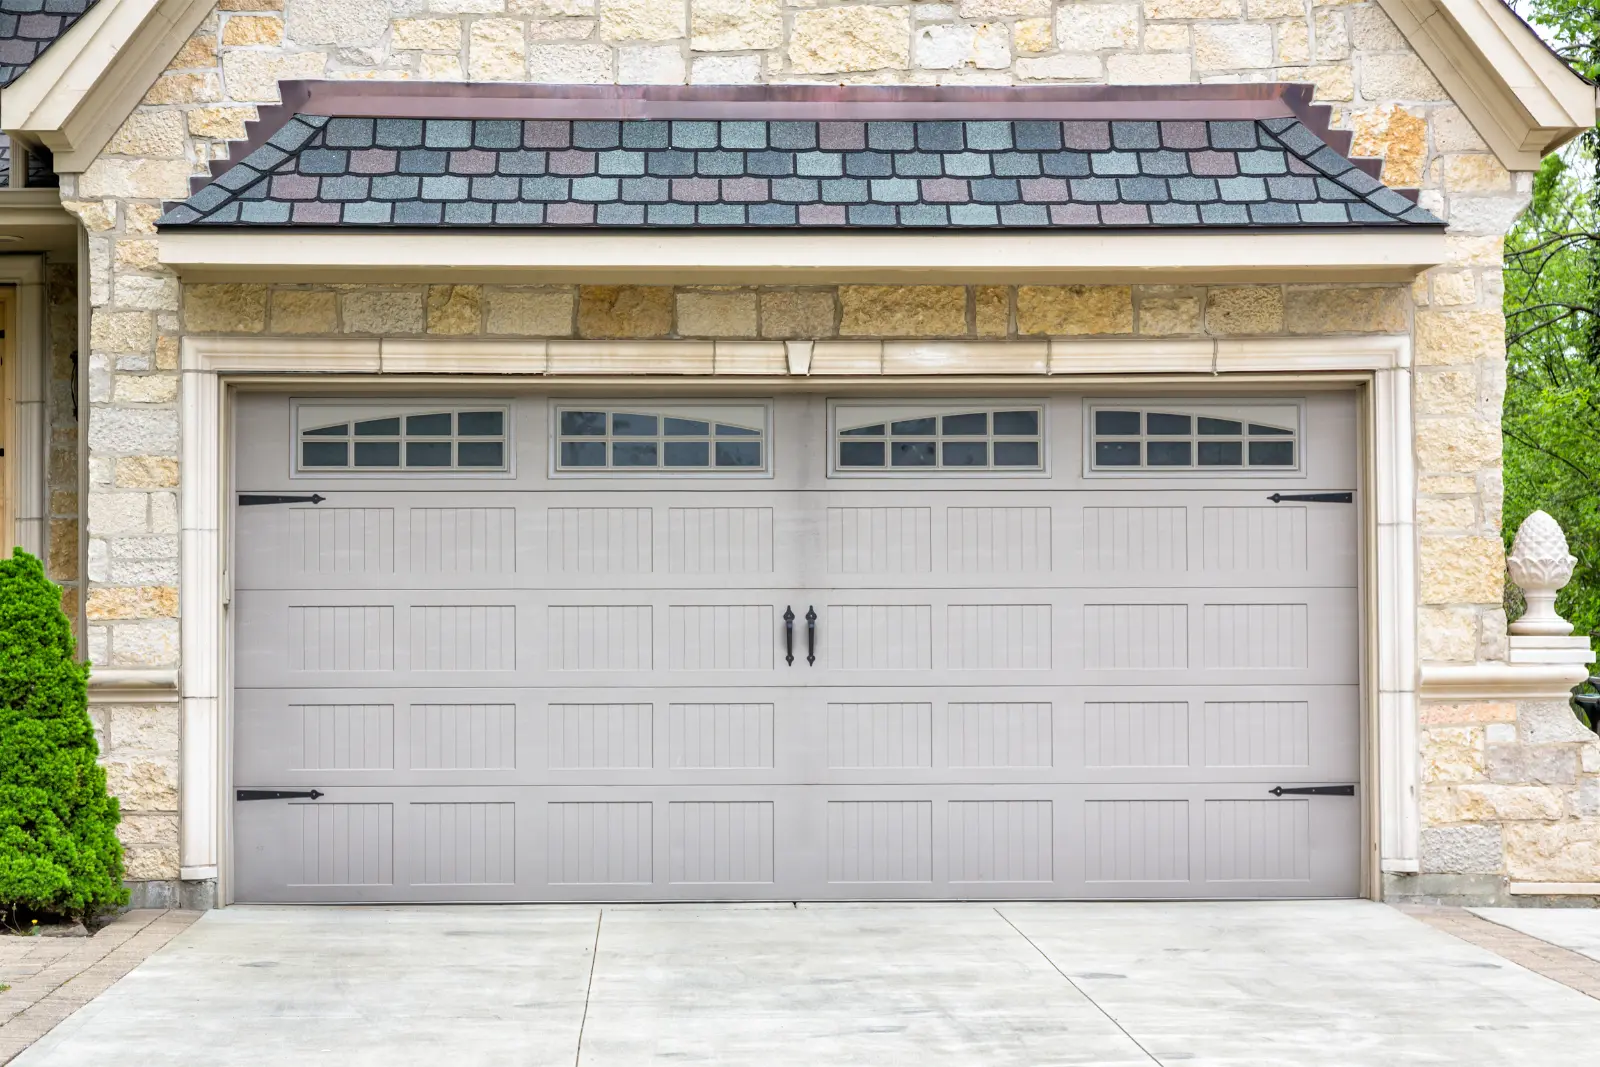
1379 0 1598 170
1 0 213 171
157 228 1450 286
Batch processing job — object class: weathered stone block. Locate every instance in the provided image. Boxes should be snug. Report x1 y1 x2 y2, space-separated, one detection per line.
1414 368 1476 416
392 18 464 49
285 0 393 45
79 159 193 200
618 44 686 83
486 288 574 336
1017 53 1103 80
1442 154 1512 194
1013 17 1052 52
1425 783 1564 822
1195 23 1272 69
222 14 285 45
342 289 425 335
470 18 528 80
103 756 179 811
1017 286 1133 335
115 275 180 313
960 0 1049 14
1419 825 1502 874
840 286 967 337
1420 702 1515 726
108 618 180 667
1488 743 1577 786
270 290 338 334
1276 20 1309 64
1349 104 1426 187
1421 725 1484 783
1144 0 1240 17
1056 4 1138 51
601 0 686 40
220 51 328 104
1415 495 1475 529
116 812 179 847
1106 52 1191 83
89 409 179 455
88 586 179 621
185 284 268 333
426 285 484 335
106 704 181 755
48 520 78 581
1349 4 1405 50
1205 287 1283 334
1571 778 1600 817
579 285 674 337
1414 417 1501 473
1517 701 1594 745
1418 535 1503 604
1359 53 1447 100
690 54 762 83
92 310 156 354
789 7 911 74
144 72 221 106
677 290 758 337
975 286 1008 337
1312 7 1348 58
692 0 781 50
105 110 187 160
918 23 1012 68
760 291 836 338
528 43 613 82
1429 270 1477 307
169 33 219 69
115 375 179 404
1504 822 1600 883
1432 108 1490 153
1419 605 1477 663
1281 286 1407 334
115 456 181 489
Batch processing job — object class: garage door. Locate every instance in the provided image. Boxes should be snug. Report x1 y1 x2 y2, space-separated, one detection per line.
232 391 1361 902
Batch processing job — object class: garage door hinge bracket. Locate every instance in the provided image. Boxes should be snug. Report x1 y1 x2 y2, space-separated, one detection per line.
237 789 325 801
239 493 326 506
1269 785 1356 797
1267 492 1353 504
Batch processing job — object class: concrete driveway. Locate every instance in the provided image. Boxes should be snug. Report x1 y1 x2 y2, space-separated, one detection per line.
13 902 1599 1067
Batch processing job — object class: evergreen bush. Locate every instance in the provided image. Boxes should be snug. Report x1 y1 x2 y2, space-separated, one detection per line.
0 547 127 922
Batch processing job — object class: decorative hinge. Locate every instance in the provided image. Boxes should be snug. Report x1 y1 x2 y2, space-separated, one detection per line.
239 493 326 506
236 789 324 801
1268 785 1355 797
1267 492 1353 504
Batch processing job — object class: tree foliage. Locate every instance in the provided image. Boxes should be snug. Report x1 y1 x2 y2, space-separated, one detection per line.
0 549 128 922
1500 0 1598 651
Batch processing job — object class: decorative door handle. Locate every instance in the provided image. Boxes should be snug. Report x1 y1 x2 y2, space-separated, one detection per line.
783 606 795 666
806 606 817 665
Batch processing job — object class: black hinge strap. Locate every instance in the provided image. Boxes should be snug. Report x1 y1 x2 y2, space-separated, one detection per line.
1269 785 1355 797
239 494 326 506
237 789 324 801
1268 492 1353 504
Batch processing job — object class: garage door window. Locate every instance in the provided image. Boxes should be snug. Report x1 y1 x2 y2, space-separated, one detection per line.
554 405 767 472
833 405 1044 471
297 407 508 471
1089 404 1299 471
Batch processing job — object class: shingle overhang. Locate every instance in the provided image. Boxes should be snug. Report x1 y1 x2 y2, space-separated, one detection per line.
159 83 1442 233
0 0 100 88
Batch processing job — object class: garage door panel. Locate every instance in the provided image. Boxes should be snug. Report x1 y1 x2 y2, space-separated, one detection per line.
232 390 1364 903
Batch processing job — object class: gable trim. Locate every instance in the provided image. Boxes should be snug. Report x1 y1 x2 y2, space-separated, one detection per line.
1 0 213 172
1379 0 1599 170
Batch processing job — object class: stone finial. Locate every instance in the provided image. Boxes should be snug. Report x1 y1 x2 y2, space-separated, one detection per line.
1507 510 1578 636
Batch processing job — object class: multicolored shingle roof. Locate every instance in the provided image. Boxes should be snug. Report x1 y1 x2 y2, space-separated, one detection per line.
158 84 1442 231
0 0 100 88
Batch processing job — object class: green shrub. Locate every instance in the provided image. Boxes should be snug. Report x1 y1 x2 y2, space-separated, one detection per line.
0 547 127 921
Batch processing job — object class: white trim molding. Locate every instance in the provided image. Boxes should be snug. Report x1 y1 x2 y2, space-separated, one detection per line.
182 333 1417 899
87 668 180 703
158 230 1451 285
1379 0 1600 169
0 0 215 171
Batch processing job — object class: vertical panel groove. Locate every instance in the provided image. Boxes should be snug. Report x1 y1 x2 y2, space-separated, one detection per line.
408 705 516 770
291 508 394 574
547 507 651 573
409 605 515 671
668 801 774 883
291 704 394 770
1204 702 1312 767
1083 507 1187 572
1202 506 1307 572
825 605 931 670
1205 800 1311 881
947 604 1051 670
948 800 1052 882
411 802 515 885
667 507 773 574
1082 605 1187 669
668 704 774 769
1084 800 1189 882
546 802 652 884
292 803 393 886
1084 703 1189 768
548 704 653 769
411 507 515 574
667 605 774 671
946 507 1051 573
547 606 652 671
1201 604 1309 669
287 606 394 671
826 507 932 573
947 703 1053 768
826 703 933 768
828 802 932 882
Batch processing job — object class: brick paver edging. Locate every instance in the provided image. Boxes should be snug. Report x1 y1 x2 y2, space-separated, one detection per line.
0 909 201 1064
1401 904 1600 1000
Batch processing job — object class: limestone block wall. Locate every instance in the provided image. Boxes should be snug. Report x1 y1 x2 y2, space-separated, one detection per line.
44 262 78 626
47 0 1564 898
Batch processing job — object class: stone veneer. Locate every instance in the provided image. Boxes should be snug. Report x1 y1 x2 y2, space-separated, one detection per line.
46 0 1570 900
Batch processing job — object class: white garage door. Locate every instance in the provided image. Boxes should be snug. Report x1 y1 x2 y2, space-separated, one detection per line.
231 391 1361 902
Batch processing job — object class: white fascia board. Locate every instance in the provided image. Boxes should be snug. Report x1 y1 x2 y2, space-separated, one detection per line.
159 230 1450 285
1379 0 1599 169
2 0 214 171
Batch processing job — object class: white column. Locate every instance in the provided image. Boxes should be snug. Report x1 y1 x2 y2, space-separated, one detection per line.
178 357 221 881
1374 363 1419 872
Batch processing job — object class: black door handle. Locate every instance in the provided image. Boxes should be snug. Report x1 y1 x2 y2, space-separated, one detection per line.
783 606 795 666
237 789 324 801
1268 785 1355 797
806 606 817 665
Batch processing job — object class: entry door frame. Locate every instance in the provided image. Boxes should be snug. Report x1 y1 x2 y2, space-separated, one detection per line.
181 334 1416 904
0 256 49 557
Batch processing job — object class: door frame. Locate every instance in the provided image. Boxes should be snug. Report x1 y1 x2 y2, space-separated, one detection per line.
0 256 49 557
181 334 1414 905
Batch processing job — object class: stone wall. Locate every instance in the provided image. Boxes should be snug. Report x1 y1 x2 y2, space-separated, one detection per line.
184 280 1410 339
49 0 1554 900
